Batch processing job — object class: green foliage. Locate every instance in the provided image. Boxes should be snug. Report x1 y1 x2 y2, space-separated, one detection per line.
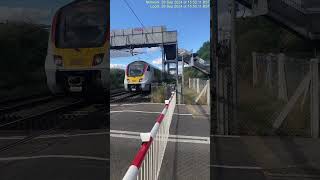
0 23 49 89
110 68 125 89
197 41 210 61
183 41 210 81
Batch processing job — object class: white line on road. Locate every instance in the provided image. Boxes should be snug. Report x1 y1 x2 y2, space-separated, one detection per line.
110 110 192 116
110 130 210 144
211 164 262 170
111 134 210 144
0 130 209 144
0 155 108 162
119 103 186 106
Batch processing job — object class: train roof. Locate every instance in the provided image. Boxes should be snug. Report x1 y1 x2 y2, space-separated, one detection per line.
127 60 161 71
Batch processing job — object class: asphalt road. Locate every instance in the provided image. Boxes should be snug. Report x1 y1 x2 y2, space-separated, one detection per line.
0 130 108 180
110 103 210 180
0 102 108 180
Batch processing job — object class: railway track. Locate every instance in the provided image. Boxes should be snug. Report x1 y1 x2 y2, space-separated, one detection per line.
0 96 107 153
0 92 51 106
0 95 62 115
110 91 151 103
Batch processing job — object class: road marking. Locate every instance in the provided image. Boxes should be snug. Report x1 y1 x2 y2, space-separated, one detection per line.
211 164 262 170
0 130 209 144
120 103 164 106
120 103 186 106
111 130 210 144
110 110 192 116
110 111 123 113
0 155 108 161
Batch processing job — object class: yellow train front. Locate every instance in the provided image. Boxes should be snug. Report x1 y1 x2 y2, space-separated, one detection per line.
45 0 108 95
124 61 161 92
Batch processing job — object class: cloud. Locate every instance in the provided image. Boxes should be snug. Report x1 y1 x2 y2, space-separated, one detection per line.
110 64 126 69
152 57 162 65
147 47 160 53
0 6 51 24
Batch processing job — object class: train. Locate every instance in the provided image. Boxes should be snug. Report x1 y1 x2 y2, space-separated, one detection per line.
45 0 108 95
124 61 162 92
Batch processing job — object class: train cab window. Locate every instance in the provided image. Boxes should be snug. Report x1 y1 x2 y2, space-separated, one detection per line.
55 1 107 48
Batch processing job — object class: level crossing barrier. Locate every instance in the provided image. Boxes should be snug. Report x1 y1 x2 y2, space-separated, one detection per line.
122 91 176 180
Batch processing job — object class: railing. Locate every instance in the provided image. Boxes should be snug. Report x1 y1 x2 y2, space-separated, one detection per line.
122 91 176 180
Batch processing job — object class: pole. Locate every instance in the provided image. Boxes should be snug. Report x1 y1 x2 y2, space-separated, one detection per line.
230 0 238 134
211 0 218 135
181 55 184 103
161 46 165 81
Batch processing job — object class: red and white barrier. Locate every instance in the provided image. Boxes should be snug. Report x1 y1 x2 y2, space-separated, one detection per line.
122 91 176 180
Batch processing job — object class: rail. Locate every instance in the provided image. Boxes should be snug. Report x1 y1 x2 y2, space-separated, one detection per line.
122 91 176 180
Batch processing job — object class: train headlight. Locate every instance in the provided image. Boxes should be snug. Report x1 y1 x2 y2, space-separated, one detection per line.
93 53 104 66
53 55 63 67
139 78 143 82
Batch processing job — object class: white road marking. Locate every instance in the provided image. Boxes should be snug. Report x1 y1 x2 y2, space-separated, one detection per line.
123 103 186 106
110 110 192 116
211 164 262 170
111 130 210 144
0 130 209 144
120 103 164 106
110 111 123 113
0 155 108 161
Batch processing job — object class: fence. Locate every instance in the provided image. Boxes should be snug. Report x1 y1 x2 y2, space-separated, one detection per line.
232 52 319 137
188 78 210 105
122 91 176 180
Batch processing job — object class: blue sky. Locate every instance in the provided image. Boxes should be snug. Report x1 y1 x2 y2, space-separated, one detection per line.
110 0 210 69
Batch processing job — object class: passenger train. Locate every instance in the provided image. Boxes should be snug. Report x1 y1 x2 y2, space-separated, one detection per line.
124 61 162 92
45 0 108 95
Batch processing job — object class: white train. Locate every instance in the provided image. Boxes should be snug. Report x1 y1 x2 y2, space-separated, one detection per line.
124 61 161 92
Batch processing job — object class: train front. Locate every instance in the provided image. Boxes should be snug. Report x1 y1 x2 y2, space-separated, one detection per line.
45 0 108 95
124 61 152 92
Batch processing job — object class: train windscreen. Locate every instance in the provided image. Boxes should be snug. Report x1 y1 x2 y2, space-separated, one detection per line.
55 1 107 48
128 62 146 77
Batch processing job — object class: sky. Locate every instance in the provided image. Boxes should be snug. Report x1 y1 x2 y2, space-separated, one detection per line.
110 0 210 70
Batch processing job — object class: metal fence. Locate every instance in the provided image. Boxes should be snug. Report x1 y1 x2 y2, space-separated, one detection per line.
122 91 176 180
